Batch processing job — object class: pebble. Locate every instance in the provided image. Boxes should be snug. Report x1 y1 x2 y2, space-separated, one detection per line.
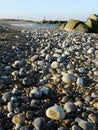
22 77 32 86
33 117 46 130
46 120 58 130
75 117 94 130
93 102 98 109
12 113 25 124
12 60 24 69
7 101 15 112
14 123 21 130
71 125 81 130
57 126 67 130
88 113 98 124
29 87 42 98
64 102 77 113
19 125 33 130
26 111 34 120
91 92 98 98
46 104 65 120
76 77 84 87
87 48 95 54
51 61 59 69
41 87 49 95
2 92 13 102
31 99 40 106
62 73 76 84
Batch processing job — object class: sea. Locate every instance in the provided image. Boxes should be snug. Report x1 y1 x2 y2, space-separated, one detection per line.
11 23 57 29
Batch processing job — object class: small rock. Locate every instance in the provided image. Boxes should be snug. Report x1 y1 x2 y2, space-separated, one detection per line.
7 101 15 112
46 104 65 120
12 113 25 124
88 113 98 124
62 73 76 84
14 123 21 130
57 126 67 130
93 102 98 109
31 55 39 62
46 121 58 130
41 87 49 95
12 60 24 69
87 48 95 54
31 99 40 106
76 77 84 87
20 125 33 130
2 92 13 102
72 125 81 130
75 117 94 130
19 67 26 77
29 87 42 98
64 101 76 113
51 61 59 69
33 117 46 130
91 92 98 98
26 111 34 120
22 77 32 86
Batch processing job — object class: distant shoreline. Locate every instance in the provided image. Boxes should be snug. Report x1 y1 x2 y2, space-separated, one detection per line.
0 19 66 25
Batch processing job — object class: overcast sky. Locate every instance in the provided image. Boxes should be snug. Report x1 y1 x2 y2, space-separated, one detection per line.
0 0 98 21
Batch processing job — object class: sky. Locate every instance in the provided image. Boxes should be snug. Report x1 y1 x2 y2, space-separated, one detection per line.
0 0 98 21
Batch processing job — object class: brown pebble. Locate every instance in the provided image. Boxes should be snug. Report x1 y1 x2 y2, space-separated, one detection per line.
12 113 25 124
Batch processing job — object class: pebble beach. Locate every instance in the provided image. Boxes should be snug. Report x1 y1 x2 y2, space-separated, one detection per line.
0 26 98 130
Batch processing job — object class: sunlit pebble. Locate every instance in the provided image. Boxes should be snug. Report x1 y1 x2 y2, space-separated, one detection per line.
12 113 25 124
51 61 59 69
7 101 15 112
2 92 13 102
62 73 76 84
71 125 81 130
12 46 19 51
87 48 95 54
76 77 84 87
46 104 65 120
